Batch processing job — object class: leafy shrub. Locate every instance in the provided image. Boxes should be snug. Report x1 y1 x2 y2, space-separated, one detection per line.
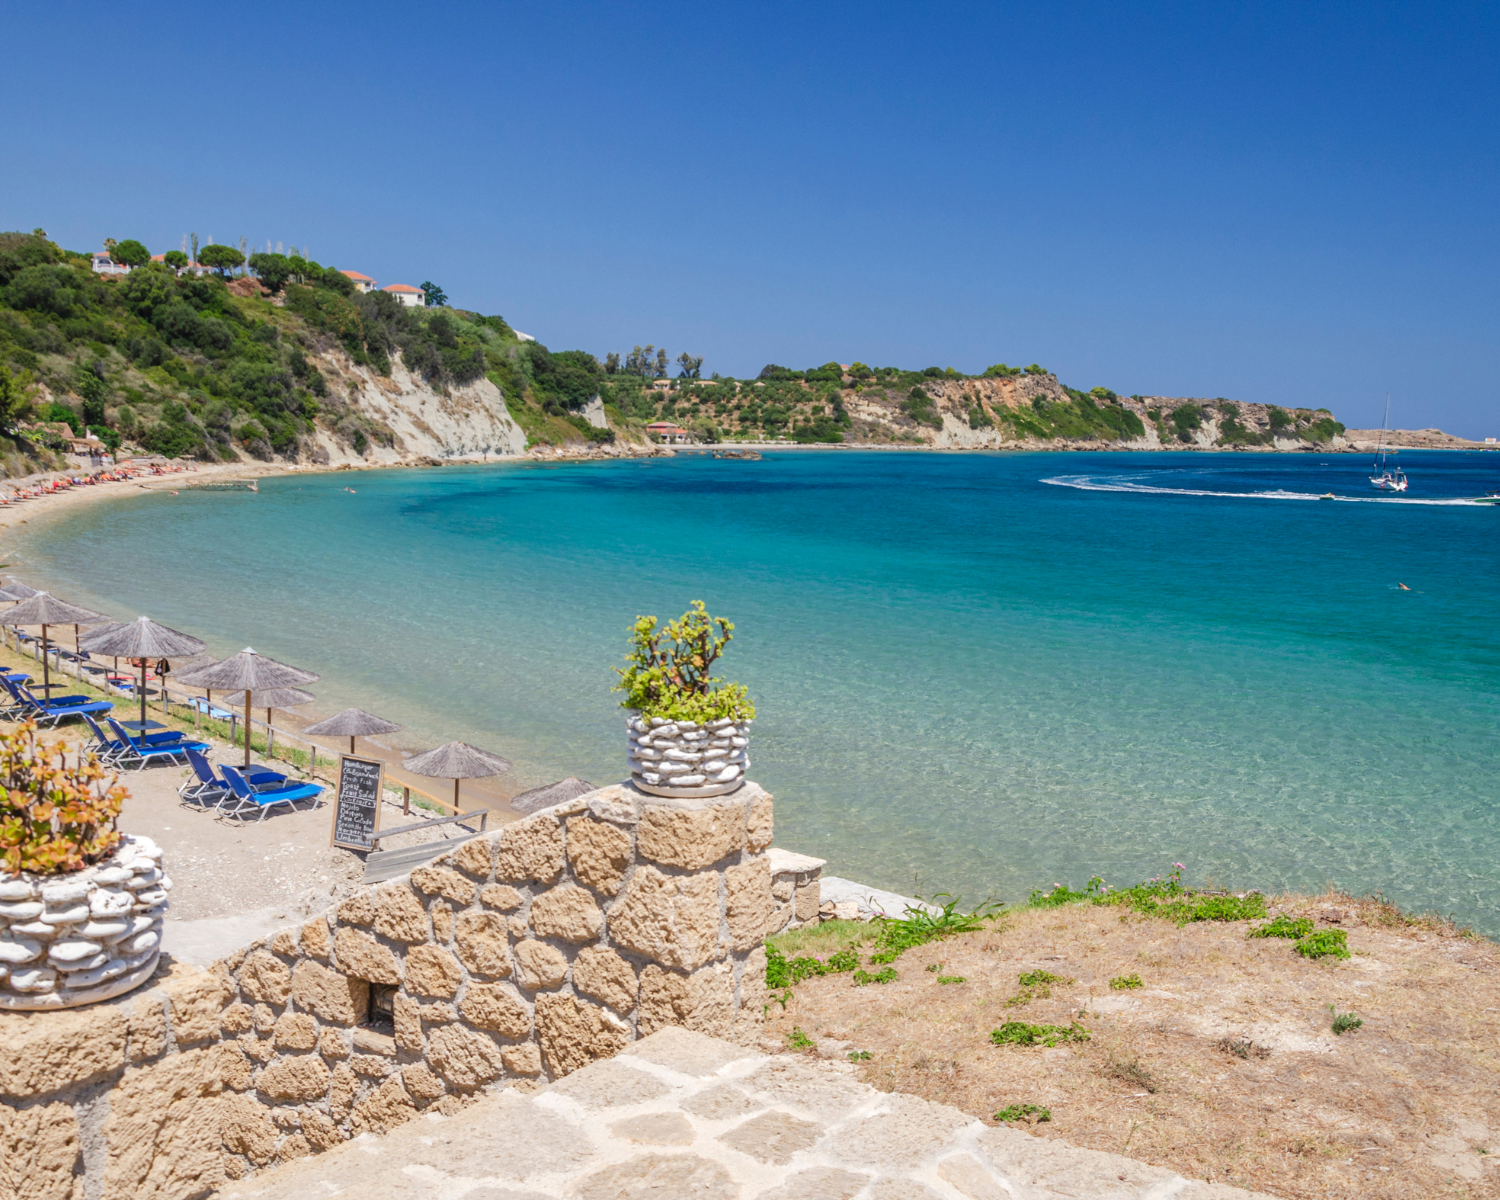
1267 406 1294 432
868 894 1001 963
853 967 899 985
1171 404 1203 442
983 363 1021 377
1007 969 1073 1006
1249 915 1314 939
1330 1005 1362 1034
1295 929 1350 960
1109 973 1144 990
990 1021 1090 1047
615 600 754 723
0 721 126 874
967 404 993 430
764 944 860 988
900 387 942 429
994 1103 1051 1123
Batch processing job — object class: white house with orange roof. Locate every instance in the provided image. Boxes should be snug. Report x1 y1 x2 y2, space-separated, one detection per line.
340 270 376 293
90 250 128 275
382 283 425 308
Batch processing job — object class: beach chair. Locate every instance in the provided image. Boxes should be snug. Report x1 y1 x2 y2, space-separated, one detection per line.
104 718 207 769
88 714 188 763
217 765 323 822
12 681 113 727
180 747 232 808
186 695 233 721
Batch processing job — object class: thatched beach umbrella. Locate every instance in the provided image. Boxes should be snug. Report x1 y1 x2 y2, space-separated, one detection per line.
81 617 207 723
403 741 512 811
1 581 39 599
508 777 597 816
0 592 108 696
186 648 319 766
302 707 403 755
247 687 315 758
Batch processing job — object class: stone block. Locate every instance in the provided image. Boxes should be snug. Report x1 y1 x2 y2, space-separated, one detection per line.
220 1003 253 1034
513 940 569 990
566 816 632 896
101 1048 225 1198
453 910 511 977
611 1111 694 1145
746 786 774 851
401 1062 444 1101
349 1054 393 1077
637 799 744 870
238 951 292 1005
256 1054 330 1102
759 1168 871 1200
252 1004 276 1033
535 993 630 1077
335 893 373 926
529 885 604 943
795 879 821 924
572 945 638 1014
822 1093 972 1172
630 1027 758 1078
299 919 330 960
318 1029 350 1060
352 1027 395 1056
327 1064 357 1122
576 1152 736 1200
409 865 476 906
502 1041 542 1075
273 1133 310 1165
372 885 429 944
272 1012 319 1051
291 961 367 1025
0 1006 126 1098
0 1099 82 1200
451 835 494 879
270 928 298 956
638 963 734 1038
404 945 463 998
494 813 566 884
217 1042 253 1091
127 994 167 1061
608 866 722 970
218 1094 277 1167
718 1108 824 1164
426 1025 507 1089
724 856 771 951
682 1082 763 1121
164 967 235 1046
332 928 400 985
480 884 523 911
393 993 422 1053
457 981 531 1038
299 1108 341 1150
431 899 453 943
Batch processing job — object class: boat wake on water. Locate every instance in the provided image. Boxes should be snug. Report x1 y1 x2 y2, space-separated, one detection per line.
1042 475 1484 505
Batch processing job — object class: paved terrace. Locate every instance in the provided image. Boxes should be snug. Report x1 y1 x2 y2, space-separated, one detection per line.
221 1028 1276 1200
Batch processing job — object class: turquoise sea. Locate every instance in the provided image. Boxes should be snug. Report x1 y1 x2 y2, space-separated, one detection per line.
13 450 1500 930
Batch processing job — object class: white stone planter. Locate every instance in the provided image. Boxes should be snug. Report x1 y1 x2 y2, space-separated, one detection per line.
628 715 750 798
0 833 169 1010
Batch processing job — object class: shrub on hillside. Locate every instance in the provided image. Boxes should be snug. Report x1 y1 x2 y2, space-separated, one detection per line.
0 722 126 875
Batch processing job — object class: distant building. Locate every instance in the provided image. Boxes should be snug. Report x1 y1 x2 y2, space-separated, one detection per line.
645 421 691 444
515 331 535 343
382 283 425 308
90 251 128 276
341 270 376 293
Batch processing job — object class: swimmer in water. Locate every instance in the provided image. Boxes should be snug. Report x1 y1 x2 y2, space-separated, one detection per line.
1399 583 1410 590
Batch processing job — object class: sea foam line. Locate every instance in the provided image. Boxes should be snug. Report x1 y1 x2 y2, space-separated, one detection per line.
1041 475 1484 505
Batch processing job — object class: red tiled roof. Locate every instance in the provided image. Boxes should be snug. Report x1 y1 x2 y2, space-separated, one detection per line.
382 284 423 294
341 270 374 282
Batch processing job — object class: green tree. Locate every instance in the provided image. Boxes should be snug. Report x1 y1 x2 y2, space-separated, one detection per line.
248 252 293 293
0 366 28 432
112 239 150 268
419 280 448 307
73 362 108 426
654 347 668 378
162 250 188 272
197 244 243 276
676 352 703 379
1024 364 1048 375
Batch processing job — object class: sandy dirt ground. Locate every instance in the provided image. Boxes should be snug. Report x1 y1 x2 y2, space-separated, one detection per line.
762 897 1500 1200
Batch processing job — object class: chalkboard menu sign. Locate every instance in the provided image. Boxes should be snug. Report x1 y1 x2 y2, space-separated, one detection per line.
331 755 385 851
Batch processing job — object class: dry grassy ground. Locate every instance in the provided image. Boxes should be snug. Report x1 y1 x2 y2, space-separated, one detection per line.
763 894 1500 1199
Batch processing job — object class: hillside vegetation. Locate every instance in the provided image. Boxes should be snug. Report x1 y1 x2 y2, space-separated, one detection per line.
0 230 623 469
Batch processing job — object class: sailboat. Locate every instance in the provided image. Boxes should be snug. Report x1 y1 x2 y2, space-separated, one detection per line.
1370 395 1408 492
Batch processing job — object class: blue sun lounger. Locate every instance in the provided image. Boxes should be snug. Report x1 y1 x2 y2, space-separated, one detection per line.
217 765 322 822
5 679 113 727
105 717 207 769
86 715 188 766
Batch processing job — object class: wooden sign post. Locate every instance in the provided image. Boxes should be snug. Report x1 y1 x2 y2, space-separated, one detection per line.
331 754 385 851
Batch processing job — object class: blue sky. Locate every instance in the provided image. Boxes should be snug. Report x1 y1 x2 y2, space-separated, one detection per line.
3 2 1496 435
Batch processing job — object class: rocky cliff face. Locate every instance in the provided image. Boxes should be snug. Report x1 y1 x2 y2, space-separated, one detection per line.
844 375 1349 452
290 352 527 467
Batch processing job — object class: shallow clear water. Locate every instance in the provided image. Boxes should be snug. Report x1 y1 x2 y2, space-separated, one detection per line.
14 450 1500 929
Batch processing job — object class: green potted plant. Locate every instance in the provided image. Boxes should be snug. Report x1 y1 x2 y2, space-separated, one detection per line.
0 722 169 1010
616 601 755 797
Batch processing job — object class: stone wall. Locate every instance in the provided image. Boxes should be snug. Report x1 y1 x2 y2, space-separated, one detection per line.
0 780 774 1200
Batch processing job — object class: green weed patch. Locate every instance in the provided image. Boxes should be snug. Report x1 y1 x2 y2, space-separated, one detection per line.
990 1021 1090 1048
1296 929 1350 960
994 1103 1051 1123
1250 915 1314 940
853 967 899 986
1109 974 1143 990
